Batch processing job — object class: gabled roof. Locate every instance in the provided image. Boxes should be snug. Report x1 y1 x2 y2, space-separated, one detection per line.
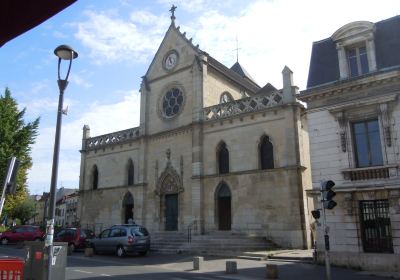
144 17 263 95
256 83 277 95
207 55 261 94
230 61 258 85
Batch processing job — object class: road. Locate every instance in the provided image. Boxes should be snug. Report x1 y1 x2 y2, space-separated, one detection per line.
0 244 395 279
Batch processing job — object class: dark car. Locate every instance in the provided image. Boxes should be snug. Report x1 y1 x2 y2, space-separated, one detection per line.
88 224 150 257
0 225 44 245
54 228 95 251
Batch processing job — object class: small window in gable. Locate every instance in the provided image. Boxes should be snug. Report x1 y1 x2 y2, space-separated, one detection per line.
220 92 233 104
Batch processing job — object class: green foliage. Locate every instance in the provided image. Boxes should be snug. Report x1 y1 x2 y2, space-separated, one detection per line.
0 87 40 219
9 198 36 224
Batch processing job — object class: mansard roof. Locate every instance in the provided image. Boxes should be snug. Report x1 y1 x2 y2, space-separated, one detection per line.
306 15 400 89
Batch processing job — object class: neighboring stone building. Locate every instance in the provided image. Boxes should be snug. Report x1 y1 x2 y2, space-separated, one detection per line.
65 192 79 227
54 190 79 228
299 16 400 271
78 9 312 250
34 192 49 226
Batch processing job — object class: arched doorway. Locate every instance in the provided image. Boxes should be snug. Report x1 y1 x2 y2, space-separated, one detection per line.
161 175 179 231
122 192 134 224
216 182 231 230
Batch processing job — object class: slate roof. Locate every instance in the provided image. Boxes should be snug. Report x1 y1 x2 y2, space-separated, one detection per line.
206 55 261 94
230 62 258 85
306 15 400 89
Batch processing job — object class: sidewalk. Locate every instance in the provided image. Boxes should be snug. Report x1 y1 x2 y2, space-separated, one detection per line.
152 250 400 280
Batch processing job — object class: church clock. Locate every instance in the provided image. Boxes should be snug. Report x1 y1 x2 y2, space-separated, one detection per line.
164 50 178 70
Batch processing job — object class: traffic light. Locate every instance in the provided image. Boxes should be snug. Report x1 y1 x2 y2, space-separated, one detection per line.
321 180 337 210
311 210 320 219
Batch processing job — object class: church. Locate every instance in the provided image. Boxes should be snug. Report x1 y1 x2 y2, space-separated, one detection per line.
78 7 312 250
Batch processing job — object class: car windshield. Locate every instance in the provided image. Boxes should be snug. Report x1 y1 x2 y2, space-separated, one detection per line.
131 227 149 236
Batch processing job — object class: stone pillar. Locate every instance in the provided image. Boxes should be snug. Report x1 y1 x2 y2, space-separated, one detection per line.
191 53 206 234
78 125 90 225
282 66 298 103
336 43 348 79
193 256 203 270
366 36 377 72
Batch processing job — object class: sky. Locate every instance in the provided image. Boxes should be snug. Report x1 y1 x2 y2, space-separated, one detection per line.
0 0 398 195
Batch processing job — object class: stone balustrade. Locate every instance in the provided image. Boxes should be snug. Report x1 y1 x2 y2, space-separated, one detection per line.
203 91 283 120
85 127 140 150
342 165 398 181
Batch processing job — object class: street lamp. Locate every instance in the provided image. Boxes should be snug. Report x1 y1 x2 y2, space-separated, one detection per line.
46 44 78 280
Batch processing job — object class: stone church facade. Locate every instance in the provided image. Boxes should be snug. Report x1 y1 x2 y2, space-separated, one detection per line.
78 12 312 249
299 16 400 271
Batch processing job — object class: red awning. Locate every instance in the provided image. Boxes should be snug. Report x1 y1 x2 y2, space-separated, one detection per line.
0 0 76 47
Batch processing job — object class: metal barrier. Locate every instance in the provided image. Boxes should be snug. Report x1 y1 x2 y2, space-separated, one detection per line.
0 257 24 280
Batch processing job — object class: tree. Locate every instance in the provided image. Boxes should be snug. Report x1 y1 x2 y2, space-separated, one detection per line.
0 87 40 223
10 198 37 224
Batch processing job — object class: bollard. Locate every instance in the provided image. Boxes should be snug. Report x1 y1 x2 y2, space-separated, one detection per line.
84 247 94 257
266 264 279 279
67 245 74 256
226 261 237 274
193 256 203 270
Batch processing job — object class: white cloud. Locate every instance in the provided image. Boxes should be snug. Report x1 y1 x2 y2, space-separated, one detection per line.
69 74 93 89
182 0 400 89
28 89 141 194
73 10 169 64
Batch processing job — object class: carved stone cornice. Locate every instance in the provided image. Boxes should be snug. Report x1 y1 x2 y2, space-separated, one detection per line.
299 70 400 103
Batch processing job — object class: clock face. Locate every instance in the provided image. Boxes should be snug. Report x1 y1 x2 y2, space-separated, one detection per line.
164 51 178 70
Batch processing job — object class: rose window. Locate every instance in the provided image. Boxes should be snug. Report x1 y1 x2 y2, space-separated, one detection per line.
162 88 184 118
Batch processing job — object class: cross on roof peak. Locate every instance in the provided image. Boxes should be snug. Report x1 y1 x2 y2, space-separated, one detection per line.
170 5 177 23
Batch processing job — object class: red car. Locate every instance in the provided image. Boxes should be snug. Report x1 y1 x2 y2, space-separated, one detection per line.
0 225 44 245
54 228 95 251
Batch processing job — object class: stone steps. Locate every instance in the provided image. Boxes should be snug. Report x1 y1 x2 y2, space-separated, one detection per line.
150 231 278 256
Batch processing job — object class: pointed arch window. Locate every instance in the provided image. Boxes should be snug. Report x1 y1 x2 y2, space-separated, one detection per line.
127 159 134 186
260 135 274 170
92 165 98 190
217 142 229 174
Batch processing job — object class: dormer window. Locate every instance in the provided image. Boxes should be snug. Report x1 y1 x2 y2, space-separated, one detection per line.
332 21 376 80
347 45 369 77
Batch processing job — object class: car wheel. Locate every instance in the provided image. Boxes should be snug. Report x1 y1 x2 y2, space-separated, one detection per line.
1 238 9 245
34 238 41 242
116 246 126 258
139 251 147 256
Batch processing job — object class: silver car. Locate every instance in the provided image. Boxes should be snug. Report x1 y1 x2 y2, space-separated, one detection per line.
89 224 150 257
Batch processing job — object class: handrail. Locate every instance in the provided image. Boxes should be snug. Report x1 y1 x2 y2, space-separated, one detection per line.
187 220 197 243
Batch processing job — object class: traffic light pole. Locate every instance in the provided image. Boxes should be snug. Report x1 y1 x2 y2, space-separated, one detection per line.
0 157 17 218
321 192 331 280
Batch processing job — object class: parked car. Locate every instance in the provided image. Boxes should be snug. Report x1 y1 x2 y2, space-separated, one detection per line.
0 225 44 245
54 227 95 251
88 224 150 257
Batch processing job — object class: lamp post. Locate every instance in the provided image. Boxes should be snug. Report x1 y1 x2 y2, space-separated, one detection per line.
46 45 78 280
